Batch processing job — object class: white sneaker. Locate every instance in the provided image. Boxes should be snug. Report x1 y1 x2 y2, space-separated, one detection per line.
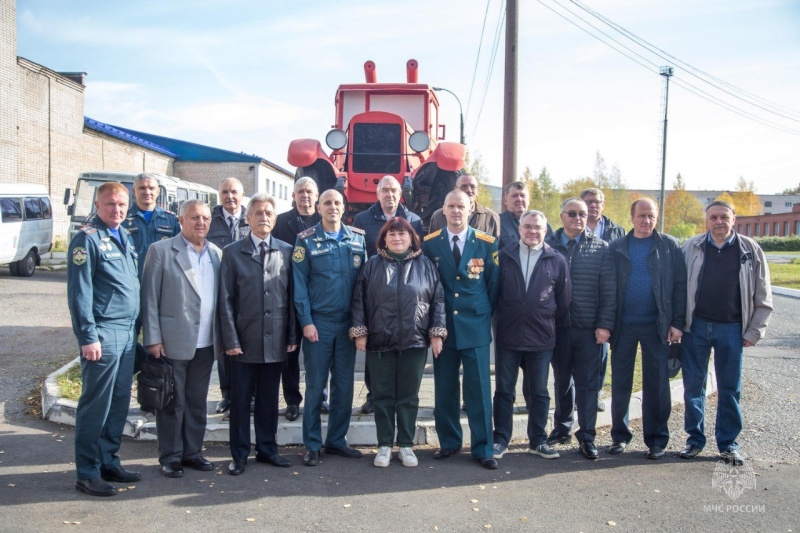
374 446 392 468
493 442 508 459
398 447 418 467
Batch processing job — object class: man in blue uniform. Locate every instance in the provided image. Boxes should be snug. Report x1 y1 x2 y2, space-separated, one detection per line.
293 189 367 467
423 190 500 469
122 173 180 373
67 182 141 497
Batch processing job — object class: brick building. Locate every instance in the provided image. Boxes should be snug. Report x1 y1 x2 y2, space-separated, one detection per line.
1 0 292 238
735 205 800 238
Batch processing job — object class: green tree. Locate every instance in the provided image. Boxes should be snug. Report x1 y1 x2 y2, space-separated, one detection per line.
782 182 800 195
528 167 561 226
664 173 705 236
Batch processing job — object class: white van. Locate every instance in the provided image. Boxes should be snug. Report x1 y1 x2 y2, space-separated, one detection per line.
0 183 54 277
64 171 220 242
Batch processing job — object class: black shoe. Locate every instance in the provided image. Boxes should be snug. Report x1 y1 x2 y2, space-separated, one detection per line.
721 449 744 466
579 441 599 460
324 445 363 458
161 462 184 478
546 434 572 446
321 401 330 414
679 444 703 459
181 457 214 471
479 457 498 469
228 460 246 476
76 478 116 497
433 447 461 459
303 450 320 466
256 453 292 468
360 400 374 415
647 446 666 460
100 465 142 483
284 404 300 421
608 442 627 455
215 397 230 414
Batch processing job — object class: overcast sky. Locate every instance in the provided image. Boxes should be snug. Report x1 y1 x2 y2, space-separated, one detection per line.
15 0 800 194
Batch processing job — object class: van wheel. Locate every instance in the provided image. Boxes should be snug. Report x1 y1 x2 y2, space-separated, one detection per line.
13 249 37 277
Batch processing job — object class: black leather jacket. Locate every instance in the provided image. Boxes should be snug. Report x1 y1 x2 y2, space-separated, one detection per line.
350 249 447 352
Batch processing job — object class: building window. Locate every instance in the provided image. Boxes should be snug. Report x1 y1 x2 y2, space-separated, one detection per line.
786 202 793 208
753 224 759 236
785 221 790 236
774 222 780 236
763 223 769 236
764 201 772 207
796 220 800 235
745 224 750 235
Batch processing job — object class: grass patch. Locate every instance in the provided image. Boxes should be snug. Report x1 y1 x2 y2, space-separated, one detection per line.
52 237 68 252
57 363 83 401
769 261 800 289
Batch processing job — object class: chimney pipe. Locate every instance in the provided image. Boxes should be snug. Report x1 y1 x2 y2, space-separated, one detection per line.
406 59 418 83
364 61 377 83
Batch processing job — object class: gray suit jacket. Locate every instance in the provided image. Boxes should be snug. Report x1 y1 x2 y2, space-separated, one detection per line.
141 234 222 360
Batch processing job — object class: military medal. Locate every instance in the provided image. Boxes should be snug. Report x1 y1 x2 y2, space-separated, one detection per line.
467 258 484 279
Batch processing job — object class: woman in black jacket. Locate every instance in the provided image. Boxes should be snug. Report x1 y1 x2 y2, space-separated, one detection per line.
350 217 446 468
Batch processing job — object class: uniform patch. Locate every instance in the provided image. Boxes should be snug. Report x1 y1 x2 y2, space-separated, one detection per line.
298 227 316 239
353 255 362 268
467 258 484 279
492 250 499 266
475 231 496 244
72 247 88 265
424 229 442 241
80 225 97 235
293 246 306 263
348 225 366 236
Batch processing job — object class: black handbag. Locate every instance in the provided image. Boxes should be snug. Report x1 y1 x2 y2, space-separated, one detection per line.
667 341 682 379
137 354 174 413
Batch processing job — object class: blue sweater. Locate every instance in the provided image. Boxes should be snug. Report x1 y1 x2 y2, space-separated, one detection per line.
622 234 658 324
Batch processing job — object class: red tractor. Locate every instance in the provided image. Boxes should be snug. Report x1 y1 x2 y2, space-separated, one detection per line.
287 59 466 226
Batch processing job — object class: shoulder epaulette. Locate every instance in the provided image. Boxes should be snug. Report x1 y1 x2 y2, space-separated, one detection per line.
348 225 366 236
424 229 442 241
297 227 316 239
475 231 496 244
80 224 98 235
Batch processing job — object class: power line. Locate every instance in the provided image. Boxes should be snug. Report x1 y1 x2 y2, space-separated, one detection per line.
537 0 800 136
465 0 493 124
469 0 506 139
568 0 800 122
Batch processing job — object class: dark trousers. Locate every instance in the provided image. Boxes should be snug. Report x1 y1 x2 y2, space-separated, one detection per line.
156 346 215 464
433 345 493 460
550 327 602 443
281 341 303 406
216 348 232 398
74 326 135 480
610 323 671 449
368 348 427 447
493 348 553 447
363 357 373 403
229 359 283 462
597 342 609 391
302 317 356 451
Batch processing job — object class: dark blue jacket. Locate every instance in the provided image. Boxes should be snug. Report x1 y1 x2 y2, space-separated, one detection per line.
495 242 572 351
609 230 687 349
352 202 423 257
122 204 180 279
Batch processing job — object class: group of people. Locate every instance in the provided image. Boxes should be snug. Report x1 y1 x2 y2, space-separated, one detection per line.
67 171 773 498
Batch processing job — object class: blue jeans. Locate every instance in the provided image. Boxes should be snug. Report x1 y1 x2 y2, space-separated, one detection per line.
493 348 552 447
550 328 602 443
610 323 671 449
682 317 743 452
302 317 356 451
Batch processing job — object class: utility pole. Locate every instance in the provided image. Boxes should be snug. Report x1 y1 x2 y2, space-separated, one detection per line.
502 0 518 192
658 65 674 232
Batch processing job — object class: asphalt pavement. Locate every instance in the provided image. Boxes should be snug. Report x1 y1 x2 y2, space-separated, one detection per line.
1 268 798 532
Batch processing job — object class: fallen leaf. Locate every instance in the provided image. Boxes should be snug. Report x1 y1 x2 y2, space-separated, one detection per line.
472 508 480 512
63 522 70 525
433 527 439 531
653 490 660 493
117 488 126 492
483 525 492 529
245 518 255 522
505 471 511 474
478 485 485 490
8 484 15 487
343 504 351 508
608 521 617 526
470 499 479 503
72 522 80 525
520 517 527 521
127 486 136 489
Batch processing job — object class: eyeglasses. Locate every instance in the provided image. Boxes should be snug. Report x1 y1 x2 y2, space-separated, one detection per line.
562 211 588 219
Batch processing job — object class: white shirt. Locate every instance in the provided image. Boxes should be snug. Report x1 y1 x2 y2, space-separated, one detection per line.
518 240 544 289
446 227 468 255
181 235 215 349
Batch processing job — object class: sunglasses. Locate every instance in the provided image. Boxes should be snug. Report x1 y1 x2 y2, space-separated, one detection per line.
563 211 588 219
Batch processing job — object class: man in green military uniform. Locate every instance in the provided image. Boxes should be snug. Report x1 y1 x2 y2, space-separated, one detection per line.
121 173 181 374
67 182 141 497
293 189 367 467
423 190 500 469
